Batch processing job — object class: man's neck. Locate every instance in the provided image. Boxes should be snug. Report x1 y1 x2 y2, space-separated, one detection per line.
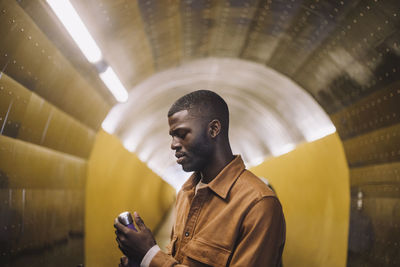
200 149 234 184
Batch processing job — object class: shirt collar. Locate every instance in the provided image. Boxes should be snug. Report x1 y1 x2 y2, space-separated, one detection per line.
181 155 246 200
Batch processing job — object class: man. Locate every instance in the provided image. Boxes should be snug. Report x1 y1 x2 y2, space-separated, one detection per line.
114 90 286 266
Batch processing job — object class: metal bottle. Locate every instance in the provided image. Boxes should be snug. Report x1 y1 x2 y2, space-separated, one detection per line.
118 211 139 267
118 211 138 231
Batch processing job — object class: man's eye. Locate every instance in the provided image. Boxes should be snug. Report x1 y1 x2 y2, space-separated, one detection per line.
178 132 187 139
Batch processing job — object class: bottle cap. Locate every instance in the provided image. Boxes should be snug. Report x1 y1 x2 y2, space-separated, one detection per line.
118 211 133 226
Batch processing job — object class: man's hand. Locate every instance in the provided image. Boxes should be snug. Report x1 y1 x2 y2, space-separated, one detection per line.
114 212 157 263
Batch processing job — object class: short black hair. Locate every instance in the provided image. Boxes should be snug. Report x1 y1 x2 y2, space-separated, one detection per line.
168 90 230 135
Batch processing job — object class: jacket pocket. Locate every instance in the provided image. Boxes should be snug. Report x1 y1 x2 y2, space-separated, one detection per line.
182 238 231 267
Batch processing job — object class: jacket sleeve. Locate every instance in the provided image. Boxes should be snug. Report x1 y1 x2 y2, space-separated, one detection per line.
149 251 181 267
229 196 286 267
149 226 185 267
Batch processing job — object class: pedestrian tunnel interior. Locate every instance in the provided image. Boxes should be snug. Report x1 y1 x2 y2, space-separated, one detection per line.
0 1 399 267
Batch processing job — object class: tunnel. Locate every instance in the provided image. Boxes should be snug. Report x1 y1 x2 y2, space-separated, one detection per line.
0 0 399 266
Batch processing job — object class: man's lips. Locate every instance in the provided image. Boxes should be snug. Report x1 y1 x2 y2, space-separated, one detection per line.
175 153 186 164
177 156 186 164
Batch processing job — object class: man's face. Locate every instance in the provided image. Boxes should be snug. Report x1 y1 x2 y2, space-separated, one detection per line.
168 110 213 172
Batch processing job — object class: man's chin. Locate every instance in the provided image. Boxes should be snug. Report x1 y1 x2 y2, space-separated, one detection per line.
178 156 207 172
181 164 194 172
181 161 206 173
180 161 197 172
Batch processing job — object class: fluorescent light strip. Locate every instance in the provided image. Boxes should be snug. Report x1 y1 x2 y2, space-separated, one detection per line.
47 0 129 102
47 0 102 63
99 67 128 102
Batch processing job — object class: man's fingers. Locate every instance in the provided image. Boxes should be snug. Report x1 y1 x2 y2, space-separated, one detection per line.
114 218 129 234
116 237 128 256
117 234 126 243
134 211 146 231
115 236 123 247
118 245 128 256
115 235 128 253
116 237 123 251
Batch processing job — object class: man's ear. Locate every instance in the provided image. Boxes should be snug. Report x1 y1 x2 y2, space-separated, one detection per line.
208 119 221 138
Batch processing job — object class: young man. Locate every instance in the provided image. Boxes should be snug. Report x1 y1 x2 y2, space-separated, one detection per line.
114 90 286 267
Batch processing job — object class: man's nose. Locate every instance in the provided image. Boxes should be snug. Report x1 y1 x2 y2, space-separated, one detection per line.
171 137 181 150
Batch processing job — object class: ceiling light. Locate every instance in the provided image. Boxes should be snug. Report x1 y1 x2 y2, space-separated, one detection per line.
47 0 129 102
46 0 102 63
99 67 129 103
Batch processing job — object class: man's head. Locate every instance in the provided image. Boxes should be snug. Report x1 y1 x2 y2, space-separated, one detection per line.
168 90 230 172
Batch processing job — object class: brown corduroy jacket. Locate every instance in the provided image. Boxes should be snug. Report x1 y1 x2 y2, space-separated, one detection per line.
150 155 286 267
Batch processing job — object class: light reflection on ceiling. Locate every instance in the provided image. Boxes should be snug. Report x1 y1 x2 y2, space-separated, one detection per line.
102 57 335 190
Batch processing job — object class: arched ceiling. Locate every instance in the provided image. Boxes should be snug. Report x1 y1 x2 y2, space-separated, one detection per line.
102 58 335 189
19 0 399 110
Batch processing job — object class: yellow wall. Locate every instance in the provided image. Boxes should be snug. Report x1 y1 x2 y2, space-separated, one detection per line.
85 130 176 267
251 133 350 267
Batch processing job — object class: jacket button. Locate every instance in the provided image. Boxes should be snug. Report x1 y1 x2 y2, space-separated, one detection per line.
185 232 189 237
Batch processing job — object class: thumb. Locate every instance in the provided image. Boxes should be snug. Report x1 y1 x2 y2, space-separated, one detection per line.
134 211 146 231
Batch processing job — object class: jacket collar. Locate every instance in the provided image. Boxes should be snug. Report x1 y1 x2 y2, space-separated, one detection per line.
182 155 246 200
